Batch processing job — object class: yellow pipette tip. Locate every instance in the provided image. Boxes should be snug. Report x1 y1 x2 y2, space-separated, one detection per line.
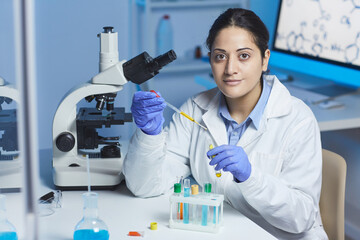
180 112 208 131
194 120 208 131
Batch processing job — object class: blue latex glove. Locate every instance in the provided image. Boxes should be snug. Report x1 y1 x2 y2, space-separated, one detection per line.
131 91 166 135
207 145 251 182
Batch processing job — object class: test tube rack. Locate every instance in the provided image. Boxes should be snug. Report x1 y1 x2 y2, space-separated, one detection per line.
169 193 224 233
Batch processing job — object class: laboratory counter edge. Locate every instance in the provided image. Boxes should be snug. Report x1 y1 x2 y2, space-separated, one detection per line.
3 148 277 240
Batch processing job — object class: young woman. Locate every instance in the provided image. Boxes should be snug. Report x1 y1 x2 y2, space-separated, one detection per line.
123 8 327 239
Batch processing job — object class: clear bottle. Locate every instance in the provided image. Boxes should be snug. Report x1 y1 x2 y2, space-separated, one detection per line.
0 195 18 240
156 14 173 55
73 192 109 240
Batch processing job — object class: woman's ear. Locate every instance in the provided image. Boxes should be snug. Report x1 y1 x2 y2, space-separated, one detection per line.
262 49 270 72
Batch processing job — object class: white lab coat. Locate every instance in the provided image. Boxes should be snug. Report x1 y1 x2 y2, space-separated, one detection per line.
123 75 328 240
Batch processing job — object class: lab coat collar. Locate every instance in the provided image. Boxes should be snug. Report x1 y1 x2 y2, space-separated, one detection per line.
263 74 292 118
193 75 292 147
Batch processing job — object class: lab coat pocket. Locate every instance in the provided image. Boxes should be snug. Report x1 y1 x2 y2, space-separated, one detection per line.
248 152 283 176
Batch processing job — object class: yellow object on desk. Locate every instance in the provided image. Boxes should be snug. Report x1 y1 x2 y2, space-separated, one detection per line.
150 222 157 230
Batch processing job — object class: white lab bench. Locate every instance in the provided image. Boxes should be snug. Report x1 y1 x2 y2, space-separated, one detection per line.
36 182 276 240
271 67 360 132
3 149 276 240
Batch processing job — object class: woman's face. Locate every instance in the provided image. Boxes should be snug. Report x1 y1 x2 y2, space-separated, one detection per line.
209 27 270 101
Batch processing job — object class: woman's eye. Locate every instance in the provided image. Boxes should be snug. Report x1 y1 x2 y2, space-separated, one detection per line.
215 54 226 61
239 53 250 60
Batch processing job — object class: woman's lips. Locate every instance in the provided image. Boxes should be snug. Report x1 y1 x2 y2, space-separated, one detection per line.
223 79 243 86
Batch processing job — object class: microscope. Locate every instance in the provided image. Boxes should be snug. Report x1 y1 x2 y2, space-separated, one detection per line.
52 27 176 189
0 76 22 189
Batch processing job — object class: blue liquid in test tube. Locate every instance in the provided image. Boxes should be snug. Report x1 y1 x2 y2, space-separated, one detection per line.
202 183 211 226
183 179 190 224
201 205 208 226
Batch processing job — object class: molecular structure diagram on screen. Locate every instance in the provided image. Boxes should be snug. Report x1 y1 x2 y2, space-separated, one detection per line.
344 32 360 63
278 0 360 65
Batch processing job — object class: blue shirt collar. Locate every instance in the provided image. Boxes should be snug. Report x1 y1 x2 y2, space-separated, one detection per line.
219 77 272 130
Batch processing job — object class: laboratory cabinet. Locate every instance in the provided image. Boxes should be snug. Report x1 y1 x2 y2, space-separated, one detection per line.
129 0 250 74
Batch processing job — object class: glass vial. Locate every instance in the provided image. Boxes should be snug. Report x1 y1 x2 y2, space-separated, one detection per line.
73 192 109 240
0 195 18 240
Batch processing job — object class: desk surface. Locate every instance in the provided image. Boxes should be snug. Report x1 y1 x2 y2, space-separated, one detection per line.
271 67 360 132
3 150 276 240
285 83 360 131
36 183 276 240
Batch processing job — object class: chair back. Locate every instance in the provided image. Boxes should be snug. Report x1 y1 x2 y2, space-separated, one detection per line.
320 149 347 240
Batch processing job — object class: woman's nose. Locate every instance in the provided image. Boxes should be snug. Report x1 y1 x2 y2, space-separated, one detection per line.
225 56 238 75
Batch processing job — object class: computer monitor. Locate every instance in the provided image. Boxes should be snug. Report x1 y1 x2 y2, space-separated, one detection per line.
271 0 360 88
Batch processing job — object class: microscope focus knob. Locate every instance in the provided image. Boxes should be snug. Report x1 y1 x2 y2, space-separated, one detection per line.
56 132 75 152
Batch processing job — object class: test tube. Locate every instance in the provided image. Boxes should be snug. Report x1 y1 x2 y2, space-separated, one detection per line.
209 144 221 178
183 179 190 224
177 176 184 220
201 183 211 226
191 184 199 224
173 182 181 221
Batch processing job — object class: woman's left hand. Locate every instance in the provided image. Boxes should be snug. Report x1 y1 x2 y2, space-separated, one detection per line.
207 145 251 182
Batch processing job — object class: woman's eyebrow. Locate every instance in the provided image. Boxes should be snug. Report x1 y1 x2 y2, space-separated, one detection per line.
237 47 253 52
212 47 254 52
213 48 226 52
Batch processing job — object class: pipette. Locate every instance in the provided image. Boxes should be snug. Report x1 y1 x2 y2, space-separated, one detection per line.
150 90 208 131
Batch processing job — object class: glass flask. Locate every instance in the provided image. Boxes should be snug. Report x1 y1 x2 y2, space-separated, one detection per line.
0 195 18 240
73 192 109 240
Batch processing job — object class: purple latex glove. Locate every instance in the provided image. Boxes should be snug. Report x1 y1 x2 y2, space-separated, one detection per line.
131 91 166 135
207 145 251 182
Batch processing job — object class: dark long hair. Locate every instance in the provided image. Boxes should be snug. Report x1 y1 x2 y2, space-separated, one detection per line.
206 8 269 58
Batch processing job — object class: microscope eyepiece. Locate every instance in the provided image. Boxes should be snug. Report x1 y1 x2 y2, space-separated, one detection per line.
103 26 114 33
123 50 177 85
154 50 177 68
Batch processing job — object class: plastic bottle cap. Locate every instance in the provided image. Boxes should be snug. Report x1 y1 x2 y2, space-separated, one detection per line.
174 183 181 193
205 183 212 193
163 14 170 19
150 222 157 230
191 185 199 195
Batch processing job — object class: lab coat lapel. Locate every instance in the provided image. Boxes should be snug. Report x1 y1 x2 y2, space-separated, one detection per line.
202 104 228 147
238 117 267 148
238 75 291 148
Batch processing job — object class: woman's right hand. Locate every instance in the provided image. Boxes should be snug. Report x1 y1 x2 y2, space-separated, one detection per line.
131 91 166 135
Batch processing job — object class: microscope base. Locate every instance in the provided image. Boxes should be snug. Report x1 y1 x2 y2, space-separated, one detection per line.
53 165 123 190
0 160 22 189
